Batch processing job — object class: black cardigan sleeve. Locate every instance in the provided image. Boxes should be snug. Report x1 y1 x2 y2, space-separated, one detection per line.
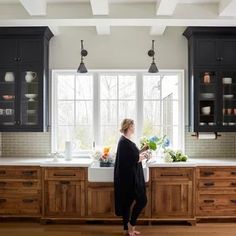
118 138 139 169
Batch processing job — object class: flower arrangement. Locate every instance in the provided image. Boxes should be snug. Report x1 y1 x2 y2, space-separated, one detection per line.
92 146 116 167
163 149 188 162
140 135 170 151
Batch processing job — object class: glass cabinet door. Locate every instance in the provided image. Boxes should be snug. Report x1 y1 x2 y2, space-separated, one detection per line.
197 70 218 129
0 67 17 127
19 66 41 127
221 71 236 127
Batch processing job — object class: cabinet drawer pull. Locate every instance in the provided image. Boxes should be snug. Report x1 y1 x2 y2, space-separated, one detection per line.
160 174 184 177
231 200 236 204
203 172 214 176
0 182 6 186
0 171 6 175
204 199 215 203
231 182 236 186
22 171 35 176
22 199 35 203
231 171 236 175
60 181 70 185
22 182 33 187
204 182 215 186
0 198 6 203
54 173 76 177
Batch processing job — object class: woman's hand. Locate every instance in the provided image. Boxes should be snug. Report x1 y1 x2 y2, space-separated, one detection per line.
138 152 147 162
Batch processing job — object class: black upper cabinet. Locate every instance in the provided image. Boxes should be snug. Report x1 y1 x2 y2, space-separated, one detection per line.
195 39 236 67
184 27 236 132
195 39 218 66
18 39 43 64
0 27 53 132
220 40 236 66
0 39 18 65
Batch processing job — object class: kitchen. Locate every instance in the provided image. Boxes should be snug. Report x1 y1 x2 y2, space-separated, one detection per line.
1 0 236 236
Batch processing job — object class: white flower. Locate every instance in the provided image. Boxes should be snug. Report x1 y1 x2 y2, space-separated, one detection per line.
164 152 173 163
92 150 102 160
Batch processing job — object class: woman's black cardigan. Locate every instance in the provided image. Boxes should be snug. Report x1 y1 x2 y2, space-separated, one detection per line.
114 135 146 216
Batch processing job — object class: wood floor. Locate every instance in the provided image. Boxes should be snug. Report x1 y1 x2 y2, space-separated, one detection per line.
1 222 236 236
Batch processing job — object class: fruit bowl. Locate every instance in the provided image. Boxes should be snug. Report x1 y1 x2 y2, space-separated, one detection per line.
25 94 37 101
2 95 15 100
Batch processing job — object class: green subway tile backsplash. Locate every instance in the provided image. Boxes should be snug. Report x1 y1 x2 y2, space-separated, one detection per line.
0 131 235 158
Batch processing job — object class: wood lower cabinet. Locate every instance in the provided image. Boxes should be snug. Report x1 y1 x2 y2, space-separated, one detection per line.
43 168 86 218
44 180 85 217
0 166 41 216
86 183 151 219
87 183 115 218
151 168 194 219
196 167 236 217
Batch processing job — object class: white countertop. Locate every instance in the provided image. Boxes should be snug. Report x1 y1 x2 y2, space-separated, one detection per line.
0 157 93 167
0 156 236 167
147 156 236 167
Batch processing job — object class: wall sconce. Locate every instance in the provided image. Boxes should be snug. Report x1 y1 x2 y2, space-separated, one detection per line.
77 40 88 73
148 40 158 73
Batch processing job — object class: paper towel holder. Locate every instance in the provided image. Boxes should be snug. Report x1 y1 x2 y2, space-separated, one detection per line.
191 132 221 139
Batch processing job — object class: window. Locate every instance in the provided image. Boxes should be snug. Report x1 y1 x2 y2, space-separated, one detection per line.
52 70 184 153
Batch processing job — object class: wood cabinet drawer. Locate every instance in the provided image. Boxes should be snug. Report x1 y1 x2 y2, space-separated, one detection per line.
197 167 236 179
0 194 41 215
199 180 236 189
0 167 40 179
44 168 85 180
0 180 40 190
151 168 193 180
197 194 236 216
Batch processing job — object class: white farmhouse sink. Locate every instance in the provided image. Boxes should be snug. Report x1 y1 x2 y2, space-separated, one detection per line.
88 162 149 183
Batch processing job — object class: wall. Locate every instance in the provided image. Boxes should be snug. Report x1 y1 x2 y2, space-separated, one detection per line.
1 26 236 157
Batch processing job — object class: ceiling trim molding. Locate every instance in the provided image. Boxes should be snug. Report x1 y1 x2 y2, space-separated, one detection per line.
1 18 236 35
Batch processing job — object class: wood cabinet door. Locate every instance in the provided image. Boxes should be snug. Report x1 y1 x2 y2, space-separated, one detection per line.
87 185 115 218
195 39 218 66
44 180 85 217
151 180 193 218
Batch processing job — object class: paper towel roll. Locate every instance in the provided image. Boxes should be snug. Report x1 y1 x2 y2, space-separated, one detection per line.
198 133 216 140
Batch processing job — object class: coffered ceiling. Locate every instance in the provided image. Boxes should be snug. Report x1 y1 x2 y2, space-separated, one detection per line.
0 0 236 35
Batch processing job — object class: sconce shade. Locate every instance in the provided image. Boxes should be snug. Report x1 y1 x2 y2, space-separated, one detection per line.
77 62 87 73
148 61 159 73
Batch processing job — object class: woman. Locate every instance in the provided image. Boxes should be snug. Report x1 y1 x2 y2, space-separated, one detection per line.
114 118 148 236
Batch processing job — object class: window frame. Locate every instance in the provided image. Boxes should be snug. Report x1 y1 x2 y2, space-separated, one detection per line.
51 69 185 154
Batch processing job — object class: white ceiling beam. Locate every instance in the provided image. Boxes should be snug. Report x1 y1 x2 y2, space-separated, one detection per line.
150 26 166 35
219 0 236 16
19 0 46 16
96 24 111 35
90 0 109 15
156 0 179 16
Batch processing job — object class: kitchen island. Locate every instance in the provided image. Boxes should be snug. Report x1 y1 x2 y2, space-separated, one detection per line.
1 156 236 225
